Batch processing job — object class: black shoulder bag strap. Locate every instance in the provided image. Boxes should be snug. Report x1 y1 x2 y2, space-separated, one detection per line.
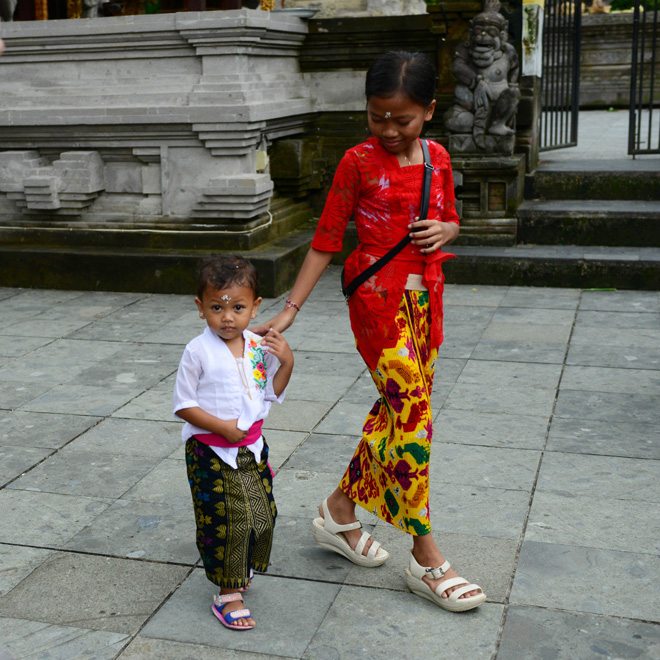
341 139 433 301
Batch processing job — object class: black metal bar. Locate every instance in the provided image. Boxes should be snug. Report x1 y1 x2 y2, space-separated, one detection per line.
540 0 580 151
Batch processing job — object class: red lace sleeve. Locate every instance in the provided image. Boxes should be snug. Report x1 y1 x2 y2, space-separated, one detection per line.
433 144 460 226
311 150 361 252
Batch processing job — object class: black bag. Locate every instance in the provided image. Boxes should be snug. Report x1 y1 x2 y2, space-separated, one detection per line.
341 139 433 301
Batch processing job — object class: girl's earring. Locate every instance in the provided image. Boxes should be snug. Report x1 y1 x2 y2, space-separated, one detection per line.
199 313 204 319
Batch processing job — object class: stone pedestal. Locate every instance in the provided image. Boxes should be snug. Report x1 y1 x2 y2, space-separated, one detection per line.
450 154 526 246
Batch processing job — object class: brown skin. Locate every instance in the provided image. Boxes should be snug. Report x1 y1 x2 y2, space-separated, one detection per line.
177 282 294 626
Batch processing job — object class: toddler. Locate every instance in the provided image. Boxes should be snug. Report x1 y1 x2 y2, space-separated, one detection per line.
173 254 293 630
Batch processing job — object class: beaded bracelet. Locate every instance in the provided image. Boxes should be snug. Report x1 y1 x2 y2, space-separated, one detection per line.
284 299 301 312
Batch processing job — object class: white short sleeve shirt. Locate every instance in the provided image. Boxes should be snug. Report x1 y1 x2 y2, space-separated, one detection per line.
173 327 285 469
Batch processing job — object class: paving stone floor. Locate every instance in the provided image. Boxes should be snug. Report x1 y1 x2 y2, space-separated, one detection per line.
1 268 659 660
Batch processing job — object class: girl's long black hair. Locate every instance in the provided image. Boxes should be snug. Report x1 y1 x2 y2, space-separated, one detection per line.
365 51 437 108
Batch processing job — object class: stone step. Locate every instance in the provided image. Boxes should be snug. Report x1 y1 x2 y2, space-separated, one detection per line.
444 245 660 290
517 200 660 247
530 159 660 201
0 227 316 298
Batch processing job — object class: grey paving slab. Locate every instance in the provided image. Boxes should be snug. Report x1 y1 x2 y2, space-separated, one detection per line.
510 541 660 622
430 443 541 492
0 490 110 547
8 447 163 499
497 606 660 660
303 584 503 660
0 411 102 450
0 334 53 358
0 616 129 660
141 570 341 657
273 468 350 522
443 382 557 418
76 343 181 389
339 371 380 405
262 429 309 471
0 552 190 634
268 514 355 585
66 417 181 458
441 304 497 325
313 401 366 436
0 380 54 409
0 339 122 385
575 309 660 330
282 432 360 475
0 444 53 487
480 322 572 346
579 290 660 313
0 544 53 597
526 490 660 555
434 409 550 450
69 320 168 343
285 371 358 402
65 499 198 563
2 314 95 339
428 482 531 540
456 360 563 390
489 306 576 326
566 340 660 370
536 452 660 503
121 458 192 508
561 365 660 395
444 284 508 307
112 375 178 422
263 398 335 433
570 324 660 350
19 382 145 416
499 286 581 309
546 417 660 459
436 322 486 358
471 339 568 364
118 637 290 660
290 349 365 379
554 390 660 425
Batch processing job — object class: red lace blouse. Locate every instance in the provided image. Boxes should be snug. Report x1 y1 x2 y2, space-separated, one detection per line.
311 137 460 370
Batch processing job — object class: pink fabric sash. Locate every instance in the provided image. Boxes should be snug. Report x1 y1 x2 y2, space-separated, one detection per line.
195 420 264 448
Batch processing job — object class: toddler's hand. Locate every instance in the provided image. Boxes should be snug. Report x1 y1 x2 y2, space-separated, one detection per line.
225 424 249 444
261 328 294 367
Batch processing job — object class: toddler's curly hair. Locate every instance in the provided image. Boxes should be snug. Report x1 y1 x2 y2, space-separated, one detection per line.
196 255 260 300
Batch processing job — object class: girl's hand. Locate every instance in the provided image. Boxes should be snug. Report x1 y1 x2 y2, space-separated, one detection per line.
261 328 294 368
408 219 460 253
250 307 297 336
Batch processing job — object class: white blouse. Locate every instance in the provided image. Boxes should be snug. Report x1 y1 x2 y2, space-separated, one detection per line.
173 327 285 469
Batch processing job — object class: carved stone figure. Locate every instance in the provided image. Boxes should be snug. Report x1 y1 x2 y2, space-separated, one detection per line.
443 0 521 153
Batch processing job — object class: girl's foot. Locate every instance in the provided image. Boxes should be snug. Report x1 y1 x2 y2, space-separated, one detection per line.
411 539 481 600
319 489 376 558
216 589 255 628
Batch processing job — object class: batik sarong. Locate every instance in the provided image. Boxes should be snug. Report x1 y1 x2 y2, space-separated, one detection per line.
185 436 277 589
340 290 438 536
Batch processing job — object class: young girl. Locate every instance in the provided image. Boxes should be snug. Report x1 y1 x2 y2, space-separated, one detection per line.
253 51 486 612
173 255 294 630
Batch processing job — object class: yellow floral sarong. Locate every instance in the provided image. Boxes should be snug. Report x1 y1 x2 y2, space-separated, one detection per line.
340 290 438 536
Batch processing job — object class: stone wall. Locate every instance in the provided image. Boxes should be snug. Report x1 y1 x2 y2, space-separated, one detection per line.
579 13 659 108
0 10 314 235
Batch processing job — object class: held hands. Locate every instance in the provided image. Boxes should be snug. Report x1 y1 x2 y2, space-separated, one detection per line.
261 328 294 369
409 219 460 253
250 307 297 337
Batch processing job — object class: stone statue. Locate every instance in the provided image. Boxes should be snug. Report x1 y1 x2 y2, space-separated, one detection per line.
443 0 521 153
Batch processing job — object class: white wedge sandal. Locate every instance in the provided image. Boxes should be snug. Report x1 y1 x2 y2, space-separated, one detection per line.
405 551 487 612
312 499 389 567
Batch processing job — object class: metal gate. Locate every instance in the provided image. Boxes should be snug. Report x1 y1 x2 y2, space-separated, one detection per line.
539 0 582 151
628 0 660 155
